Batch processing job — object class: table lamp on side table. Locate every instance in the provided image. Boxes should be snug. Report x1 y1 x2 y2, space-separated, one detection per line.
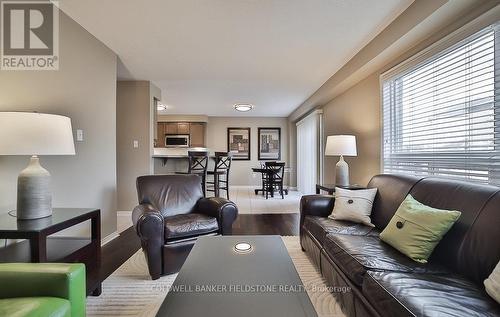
0 112 76 219
325 135 357 187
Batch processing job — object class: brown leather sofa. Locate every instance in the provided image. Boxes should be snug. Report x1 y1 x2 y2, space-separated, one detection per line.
132 174 238 279
300 174 500 317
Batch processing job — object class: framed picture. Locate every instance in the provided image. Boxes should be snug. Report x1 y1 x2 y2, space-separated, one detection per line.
227 127 251 160
258 127 281 160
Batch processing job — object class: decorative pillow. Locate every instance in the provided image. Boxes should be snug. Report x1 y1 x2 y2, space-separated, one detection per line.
485 261 500 304
380 195 461 263
329 187 377 227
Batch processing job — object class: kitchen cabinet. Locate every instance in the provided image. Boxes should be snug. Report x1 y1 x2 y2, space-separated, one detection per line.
190 123 205 147
155 122 206 148
177 123 190 134
165 123 178 135
156 123 165 147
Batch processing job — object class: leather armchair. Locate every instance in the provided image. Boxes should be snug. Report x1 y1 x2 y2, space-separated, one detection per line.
0 263 86 317
132 174 238 279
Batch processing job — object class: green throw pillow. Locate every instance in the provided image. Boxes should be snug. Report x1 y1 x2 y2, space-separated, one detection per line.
380 194 461 263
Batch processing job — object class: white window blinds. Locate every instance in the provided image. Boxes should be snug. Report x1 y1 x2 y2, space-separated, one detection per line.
296 111 322 194
382 23 500 186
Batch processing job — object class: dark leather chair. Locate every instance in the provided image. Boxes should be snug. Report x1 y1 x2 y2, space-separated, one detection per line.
132 174 238 280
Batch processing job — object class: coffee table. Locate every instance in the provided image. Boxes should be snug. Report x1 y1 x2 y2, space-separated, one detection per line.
156 235 317 317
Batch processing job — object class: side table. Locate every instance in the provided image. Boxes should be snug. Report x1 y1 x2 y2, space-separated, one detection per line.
0 208 102 296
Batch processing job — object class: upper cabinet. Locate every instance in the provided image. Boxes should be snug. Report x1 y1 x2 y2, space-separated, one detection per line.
190 123 205 147
177 123 190 134
156 122 206 148
165 122 178 135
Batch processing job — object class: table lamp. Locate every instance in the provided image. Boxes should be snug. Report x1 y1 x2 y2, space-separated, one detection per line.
0 112 75 219
325 135 357 187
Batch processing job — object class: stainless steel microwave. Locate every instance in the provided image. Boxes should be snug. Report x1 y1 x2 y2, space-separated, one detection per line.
165 134 190 147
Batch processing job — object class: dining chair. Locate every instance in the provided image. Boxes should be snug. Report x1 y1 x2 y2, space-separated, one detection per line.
263 161 286 199
206 152 233 199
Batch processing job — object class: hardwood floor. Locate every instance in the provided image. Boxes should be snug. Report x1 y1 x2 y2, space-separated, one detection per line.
232 213 299 235
99 213 299 284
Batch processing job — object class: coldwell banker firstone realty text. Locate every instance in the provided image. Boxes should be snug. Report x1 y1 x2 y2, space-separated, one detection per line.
1 0 59 70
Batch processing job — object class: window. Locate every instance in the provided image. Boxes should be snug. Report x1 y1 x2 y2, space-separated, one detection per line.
382 23 500 186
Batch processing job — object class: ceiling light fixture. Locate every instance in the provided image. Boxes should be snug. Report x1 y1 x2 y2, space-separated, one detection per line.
234 104 254 112
157 102 168 111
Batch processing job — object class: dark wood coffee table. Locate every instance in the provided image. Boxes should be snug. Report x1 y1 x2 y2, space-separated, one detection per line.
156 235 317 317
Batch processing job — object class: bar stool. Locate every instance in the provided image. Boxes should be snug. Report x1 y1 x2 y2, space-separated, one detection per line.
206 152 232 199
176 151 208 195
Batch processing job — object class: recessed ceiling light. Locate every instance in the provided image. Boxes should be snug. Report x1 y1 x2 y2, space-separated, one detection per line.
157 102 168 111
234 104 254 112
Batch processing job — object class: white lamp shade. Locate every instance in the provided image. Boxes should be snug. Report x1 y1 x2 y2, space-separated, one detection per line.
325 135 357 156
0 112 76 155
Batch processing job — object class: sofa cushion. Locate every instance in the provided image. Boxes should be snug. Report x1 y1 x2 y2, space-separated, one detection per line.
363 271 500 317
367 174 422 229
0 297 71 317
164 213 218 241
323 234 449 286
303 216 379 245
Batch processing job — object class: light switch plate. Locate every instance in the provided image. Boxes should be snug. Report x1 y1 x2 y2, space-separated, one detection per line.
76 129 84 141
133 140 139 148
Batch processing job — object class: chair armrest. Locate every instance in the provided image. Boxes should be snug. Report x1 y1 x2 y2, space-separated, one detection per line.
0 263 85 317
132 203 164 237
132 204 164 279
197 197 238 235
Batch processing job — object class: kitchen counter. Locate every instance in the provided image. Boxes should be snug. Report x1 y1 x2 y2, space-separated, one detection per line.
153 147 209 158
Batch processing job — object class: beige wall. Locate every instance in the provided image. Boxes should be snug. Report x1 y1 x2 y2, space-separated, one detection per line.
116 81 160 211
0 13 117 237
205 117 289 186
322 73 381 186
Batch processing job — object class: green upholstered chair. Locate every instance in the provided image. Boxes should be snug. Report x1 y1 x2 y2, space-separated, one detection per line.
0 263 86 317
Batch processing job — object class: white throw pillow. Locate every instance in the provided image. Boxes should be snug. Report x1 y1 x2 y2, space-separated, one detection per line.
485 261 500 304
329 187 377 227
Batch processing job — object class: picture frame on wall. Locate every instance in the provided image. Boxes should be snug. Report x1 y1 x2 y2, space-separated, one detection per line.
227 127 251 160
258 127 281 160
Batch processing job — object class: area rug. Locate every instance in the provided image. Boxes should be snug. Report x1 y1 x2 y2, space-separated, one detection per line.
86 236 346 317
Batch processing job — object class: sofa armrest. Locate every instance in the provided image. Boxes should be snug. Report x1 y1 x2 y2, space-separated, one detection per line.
196 197 238 235
132 204 164 279
300 194 335 218
300 195 335 237
0 263 85 317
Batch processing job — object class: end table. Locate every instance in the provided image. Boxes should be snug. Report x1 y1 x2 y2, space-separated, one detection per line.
0 208 102 296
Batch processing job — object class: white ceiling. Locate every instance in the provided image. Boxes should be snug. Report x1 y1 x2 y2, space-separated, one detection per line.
57 0 413 117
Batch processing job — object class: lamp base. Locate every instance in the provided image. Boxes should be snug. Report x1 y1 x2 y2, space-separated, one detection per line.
335 155 349 187
17 156 52 220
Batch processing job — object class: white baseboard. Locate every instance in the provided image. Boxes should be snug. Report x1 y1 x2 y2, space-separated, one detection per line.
101 231 119 246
